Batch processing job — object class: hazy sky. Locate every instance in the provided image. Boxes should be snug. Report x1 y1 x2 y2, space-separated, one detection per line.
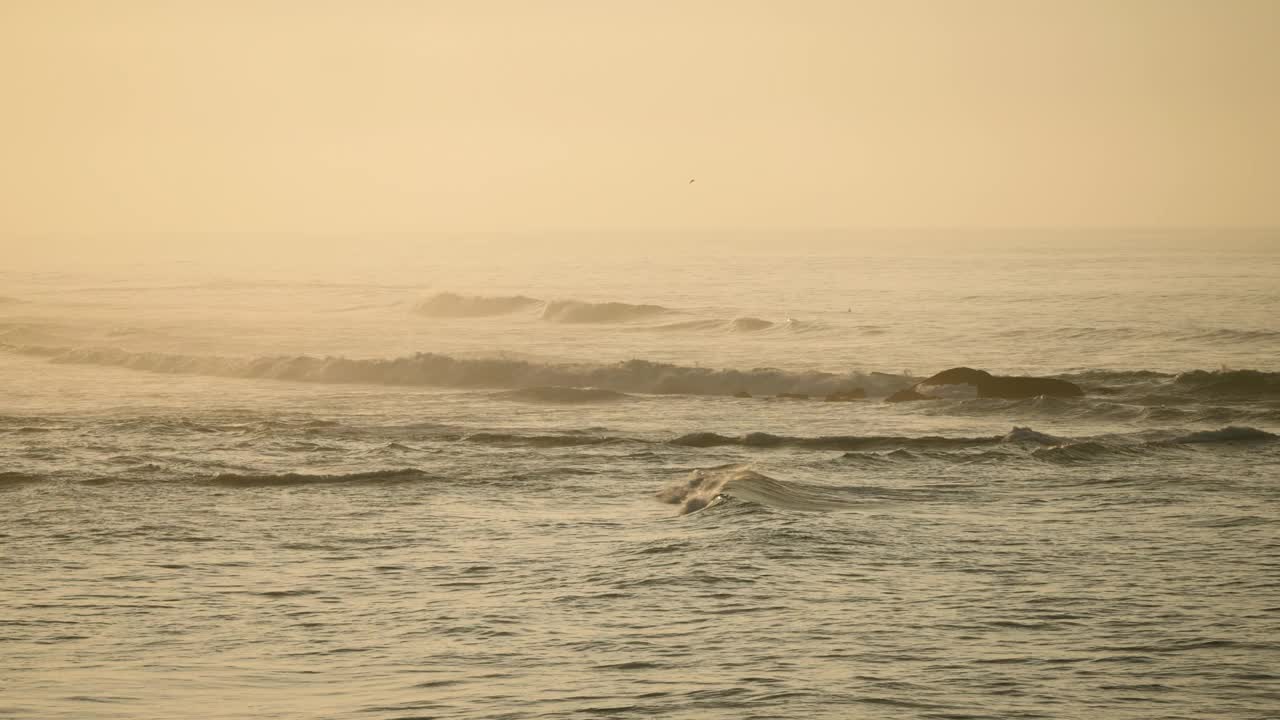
2 0 1278 235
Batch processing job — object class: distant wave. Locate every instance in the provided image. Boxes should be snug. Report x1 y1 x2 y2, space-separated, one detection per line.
1169 425 1277 444
413 292 541 317
463 432 621 448
670 430 1010 451
495 386 631 403
646 319 726 332
1029 425 1276 465
541 300 669 323
1173 370 1280 398
729 316 774 332
0 471 45 487
647 317 776 333
4 344 913 397
670 425 1276 456
1030 442 1151 464
9 343 1280 404
205 468 434 487
1057 368 1280 401
670 426 1072 451
1177 328 1280 344
996 325 1280 345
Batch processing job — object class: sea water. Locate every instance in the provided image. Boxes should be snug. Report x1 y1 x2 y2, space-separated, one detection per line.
2 232 1278 718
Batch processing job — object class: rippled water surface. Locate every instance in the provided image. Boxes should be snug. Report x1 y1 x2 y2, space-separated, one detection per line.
3 235 1279 718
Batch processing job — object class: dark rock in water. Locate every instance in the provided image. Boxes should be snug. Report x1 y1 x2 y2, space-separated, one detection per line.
775 393 810 400
885 388 937 403
824 388 866 401
732 390 752 398
920 367 1084 399
921 367 993 386
670 432 735 447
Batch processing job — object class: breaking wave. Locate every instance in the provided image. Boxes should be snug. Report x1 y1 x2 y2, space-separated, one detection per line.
9 342 1280 407
541 300 670 323
3 344 913 397
1002 426 1066 444
1031 442 1152 464
205 468 435 487
463 432 621 448
668 425 1277 456
656 464 863 515
1170 425 1277 444
413 292 542 317
670 426 1090 452
1173 370 1280 398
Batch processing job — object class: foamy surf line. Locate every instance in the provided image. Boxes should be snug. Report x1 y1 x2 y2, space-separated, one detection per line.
6 343 1280 402
652 464 963 516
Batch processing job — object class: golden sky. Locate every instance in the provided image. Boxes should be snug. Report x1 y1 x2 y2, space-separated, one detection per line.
2 0 1278 235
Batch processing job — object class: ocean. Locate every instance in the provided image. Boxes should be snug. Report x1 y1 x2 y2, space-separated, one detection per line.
2 232 1278 719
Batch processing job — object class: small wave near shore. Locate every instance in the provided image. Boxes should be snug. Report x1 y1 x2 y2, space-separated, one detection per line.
657 464 866 515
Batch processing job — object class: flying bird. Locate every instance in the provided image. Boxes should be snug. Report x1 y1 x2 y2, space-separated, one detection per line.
689 178 695 184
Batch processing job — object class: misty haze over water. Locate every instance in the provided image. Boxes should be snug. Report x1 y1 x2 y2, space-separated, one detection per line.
4 1 1280 718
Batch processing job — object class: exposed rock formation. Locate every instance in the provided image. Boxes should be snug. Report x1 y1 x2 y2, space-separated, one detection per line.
918 367 1083 400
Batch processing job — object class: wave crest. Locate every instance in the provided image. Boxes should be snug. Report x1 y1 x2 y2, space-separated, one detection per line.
206 468 434 487
8 344 913 398
413 292 541 317
496 386 630 403
670 430 1011 451
541 300 669 323
1170 425 1277 444
656 464 860 515
1174 370 1280 398
729 317 774 332
463 432 619 448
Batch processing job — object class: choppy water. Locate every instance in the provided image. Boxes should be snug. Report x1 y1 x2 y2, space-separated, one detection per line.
3 235 1279 719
